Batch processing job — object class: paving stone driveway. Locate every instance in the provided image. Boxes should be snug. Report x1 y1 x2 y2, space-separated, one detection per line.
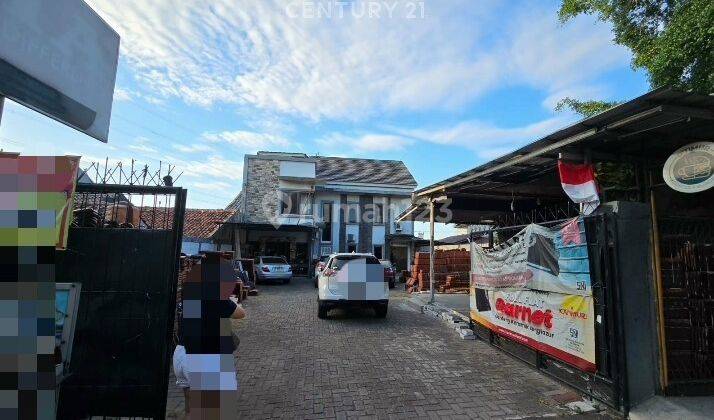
167 277 594 419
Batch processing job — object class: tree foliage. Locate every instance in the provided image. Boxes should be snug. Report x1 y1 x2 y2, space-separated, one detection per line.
554 97 621 117
559 0 714 92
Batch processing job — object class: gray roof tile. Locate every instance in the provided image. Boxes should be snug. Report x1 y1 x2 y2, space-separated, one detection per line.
314 156 417 186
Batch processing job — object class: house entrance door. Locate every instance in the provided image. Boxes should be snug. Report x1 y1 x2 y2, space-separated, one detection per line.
391 245 408 274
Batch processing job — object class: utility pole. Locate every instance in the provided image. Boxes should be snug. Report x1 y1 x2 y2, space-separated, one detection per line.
429 198 435 304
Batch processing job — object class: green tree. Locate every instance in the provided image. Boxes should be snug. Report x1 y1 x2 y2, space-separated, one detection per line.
554 97 620 117
556 0 713 117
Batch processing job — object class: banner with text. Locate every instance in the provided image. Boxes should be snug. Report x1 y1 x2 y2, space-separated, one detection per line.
471 218 591 296
470 288 596 372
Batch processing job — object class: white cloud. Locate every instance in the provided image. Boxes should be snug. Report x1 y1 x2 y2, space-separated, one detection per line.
190 180 233 191
173 143 214 153
393 115 574 160
180 155 243 181
541 85 610 111
113 87 133 101
86 0 631 121
128 137 158 154
316 133 413 153
203 130 292 151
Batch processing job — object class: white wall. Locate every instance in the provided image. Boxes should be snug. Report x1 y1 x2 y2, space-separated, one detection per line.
279 160 315 178
181 241 217 255
346 224 359 244
182 241 199 255
372 225 385 245
390 197 414 235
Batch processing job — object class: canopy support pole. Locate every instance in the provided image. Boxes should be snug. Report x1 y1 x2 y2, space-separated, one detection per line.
429 199 435 304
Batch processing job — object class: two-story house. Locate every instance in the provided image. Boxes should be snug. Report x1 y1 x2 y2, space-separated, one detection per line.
225 151 418 276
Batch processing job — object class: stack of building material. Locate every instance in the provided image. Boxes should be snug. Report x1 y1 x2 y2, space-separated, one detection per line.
406 250 471 293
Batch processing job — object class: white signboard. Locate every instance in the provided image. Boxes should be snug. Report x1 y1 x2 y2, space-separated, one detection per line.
0 0 120 142
663 142 714 193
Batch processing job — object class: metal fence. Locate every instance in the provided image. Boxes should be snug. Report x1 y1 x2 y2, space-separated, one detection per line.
659 216 714 394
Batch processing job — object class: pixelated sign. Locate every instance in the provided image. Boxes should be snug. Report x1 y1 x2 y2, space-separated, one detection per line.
0 154 80 248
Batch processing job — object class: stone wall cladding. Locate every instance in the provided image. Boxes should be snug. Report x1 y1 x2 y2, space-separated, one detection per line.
243 158 280 223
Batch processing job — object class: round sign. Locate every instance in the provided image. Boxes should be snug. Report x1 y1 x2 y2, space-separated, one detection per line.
662 142 714 193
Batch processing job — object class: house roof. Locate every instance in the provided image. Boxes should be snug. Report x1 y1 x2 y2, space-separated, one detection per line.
314 156 417 186
399 87 714 225
183 209 235 239
225 191 242 211
224 156 417 211
141 207 235 239
413 87 714 198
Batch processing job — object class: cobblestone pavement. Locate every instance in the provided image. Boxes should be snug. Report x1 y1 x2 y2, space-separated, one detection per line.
167 277 605 419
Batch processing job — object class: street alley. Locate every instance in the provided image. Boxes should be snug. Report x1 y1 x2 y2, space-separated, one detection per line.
167 278 609 419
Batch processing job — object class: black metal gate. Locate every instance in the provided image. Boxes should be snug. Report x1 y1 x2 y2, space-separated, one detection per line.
471 204 662 413
659 216 714 395
57 183 186 419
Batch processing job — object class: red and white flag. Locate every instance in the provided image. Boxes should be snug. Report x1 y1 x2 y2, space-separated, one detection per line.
557 161 600 215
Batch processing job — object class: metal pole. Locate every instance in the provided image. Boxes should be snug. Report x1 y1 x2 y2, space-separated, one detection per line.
0 96 5 127
429 199 435 303
649 177 669 390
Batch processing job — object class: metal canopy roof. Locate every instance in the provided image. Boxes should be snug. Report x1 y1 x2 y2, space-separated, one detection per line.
400 87 714 224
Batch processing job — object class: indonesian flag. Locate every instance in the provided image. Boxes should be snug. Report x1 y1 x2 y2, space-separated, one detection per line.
557 161 600 215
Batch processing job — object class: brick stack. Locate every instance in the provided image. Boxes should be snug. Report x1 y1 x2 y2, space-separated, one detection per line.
406 249 471 294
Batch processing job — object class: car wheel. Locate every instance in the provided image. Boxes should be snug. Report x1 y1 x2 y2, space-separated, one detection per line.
318 302 328 319
374 303 388 318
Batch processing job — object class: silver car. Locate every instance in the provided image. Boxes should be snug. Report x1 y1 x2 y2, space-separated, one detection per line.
255 256 292 284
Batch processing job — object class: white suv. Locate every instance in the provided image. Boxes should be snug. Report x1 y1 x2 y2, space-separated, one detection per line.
317 253 388 319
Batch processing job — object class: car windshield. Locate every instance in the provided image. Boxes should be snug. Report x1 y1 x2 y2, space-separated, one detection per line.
379 260 392 268
262 257 287 264
330 255 380 269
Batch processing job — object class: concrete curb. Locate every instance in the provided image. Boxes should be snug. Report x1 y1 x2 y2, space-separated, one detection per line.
408 295 474 339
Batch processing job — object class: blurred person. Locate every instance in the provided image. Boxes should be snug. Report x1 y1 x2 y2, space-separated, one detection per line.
181 252 246 419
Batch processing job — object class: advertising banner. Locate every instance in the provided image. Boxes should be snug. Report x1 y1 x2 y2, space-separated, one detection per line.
471 218 591 296
470 288 596 372
470 217 597 372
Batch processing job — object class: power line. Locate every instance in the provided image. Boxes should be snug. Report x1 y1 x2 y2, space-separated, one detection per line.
120 100 202 137
112 113 195 143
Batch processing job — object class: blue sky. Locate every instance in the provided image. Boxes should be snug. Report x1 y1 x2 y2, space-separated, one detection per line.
0 0 649 237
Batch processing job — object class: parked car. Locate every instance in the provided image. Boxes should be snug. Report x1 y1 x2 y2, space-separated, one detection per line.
255 256 292 284
317 253 388 319
314 255 331 288
380 260 396 289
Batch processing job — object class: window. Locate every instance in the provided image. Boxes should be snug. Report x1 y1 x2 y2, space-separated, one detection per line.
321 202 333 242
373 203 384 224
280 192 311 215
280 192 300 215
261 256 288 264
373 245 383 259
